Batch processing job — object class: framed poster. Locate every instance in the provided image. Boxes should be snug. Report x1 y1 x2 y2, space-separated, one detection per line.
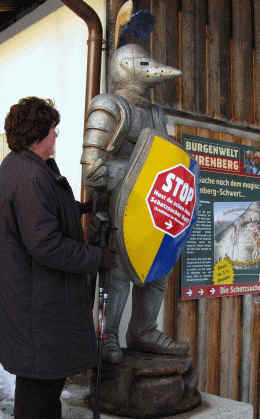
181 134 260 300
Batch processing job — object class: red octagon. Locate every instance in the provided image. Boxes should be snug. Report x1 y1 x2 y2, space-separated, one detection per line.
146 164 196 237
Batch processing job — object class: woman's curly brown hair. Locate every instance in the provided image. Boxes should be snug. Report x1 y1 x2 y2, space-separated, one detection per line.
4 97 60 152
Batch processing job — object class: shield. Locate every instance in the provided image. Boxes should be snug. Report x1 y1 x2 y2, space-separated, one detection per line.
111 128 200 286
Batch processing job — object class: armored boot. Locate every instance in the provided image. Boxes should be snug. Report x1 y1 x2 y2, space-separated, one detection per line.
126 277 190 355
102 267 130 364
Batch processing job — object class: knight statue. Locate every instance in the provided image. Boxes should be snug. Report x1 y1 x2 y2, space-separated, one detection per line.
80 33 198 365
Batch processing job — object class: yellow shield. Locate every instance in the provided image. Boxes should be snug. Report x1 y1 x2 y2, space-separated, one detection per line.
112 128 199 286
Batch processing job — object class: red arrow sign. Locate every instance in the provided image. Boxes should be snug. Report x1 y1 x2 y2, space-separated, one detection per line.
146 164 196 237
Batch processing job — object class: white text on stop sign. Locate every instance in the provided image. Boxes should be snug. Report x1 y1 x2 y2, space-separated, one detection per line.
161 173 194 205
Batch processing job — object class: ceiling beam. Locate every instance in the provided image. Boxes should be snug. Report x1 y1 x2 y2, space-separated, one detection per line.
0 1 18 11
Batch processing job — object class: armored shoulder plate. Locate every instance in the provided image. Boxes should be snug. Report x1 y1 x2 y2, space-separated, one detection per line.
86 94 132 153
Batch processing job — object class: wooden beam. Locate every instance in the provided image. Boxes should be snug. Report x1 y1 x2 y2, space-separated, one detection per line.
249 296 260 418
0 1 17 11
196 127 218 393
181 0 207 114
231 0 254 123
151 0 180 108
253 0 260 125
175 125 198 365
207 0 231 119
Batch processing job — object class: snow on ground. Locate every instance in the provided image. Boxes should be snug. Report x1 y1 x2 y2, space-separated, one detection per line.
0 364 76 419
0 365 15 418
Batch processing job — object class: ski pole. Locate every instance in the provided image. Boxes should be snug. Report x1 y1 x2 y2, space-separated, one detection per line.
93 212 109 419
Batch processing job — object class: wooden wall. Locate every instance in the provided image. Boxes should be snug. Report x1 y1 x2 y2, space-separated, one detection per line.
167 125 260 419
106 1 260 417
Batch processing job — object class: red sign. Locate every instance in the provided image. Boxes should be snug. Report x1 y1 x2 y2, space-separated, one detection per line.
146 164 196 237
182 282 260 300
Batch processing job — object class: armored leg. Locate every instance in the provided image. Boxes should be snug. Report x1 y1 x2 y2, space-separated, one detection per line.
126 276 190 355
102 260 130 364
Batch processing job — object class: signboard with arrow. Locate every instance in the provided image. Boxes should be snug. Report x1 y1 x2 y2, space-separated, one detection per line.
181 134 260 300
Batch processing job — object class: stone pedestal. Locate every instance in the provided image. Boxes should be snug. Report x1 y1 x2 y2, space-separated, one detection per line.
62 391 254 419
89 349 201 418
61 350 253 419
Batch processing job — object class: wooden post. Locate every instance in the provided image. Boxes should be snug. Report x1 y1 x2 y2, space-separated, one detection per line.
207 298 221 394
175 125 198 364
207 0 231 119
107 0 126 51
231 0 254 123
253 0 260 126
151 0 180 108
181 0 207 114
132 0 151 103
196 127 221 394
220 296 242 399
250 295 260 419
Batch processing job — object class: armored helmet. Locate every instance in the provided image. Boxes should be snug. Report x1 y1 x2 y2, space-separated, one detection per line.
110 43 182 90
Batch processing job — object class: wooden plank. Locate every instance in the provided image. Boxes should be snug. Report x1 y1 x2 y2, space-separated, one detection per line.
177 124 198 139
231 0 254 123
181 0 207 114
174 125 198 364
200 129 222 395
241 295 253 402
106 0 127 92
253 0 260 126
164 263 180 340
218 133 242 400
132 0 151 102
107 0 126 51
207 298 221 394
219 296 232 397
219 296 242 399
197 298 209 392
207 0 231 119
151 0 180 108
197 127 218 140
230 296 242 400
196 127 219 393
176 299 198 363
250 295 260 419
240 137 254 403
196 130 241 397
219 132 236 144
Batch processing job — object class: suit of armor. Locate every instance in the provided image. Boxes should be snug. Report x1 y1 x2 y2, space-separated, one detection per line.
82 44 189 363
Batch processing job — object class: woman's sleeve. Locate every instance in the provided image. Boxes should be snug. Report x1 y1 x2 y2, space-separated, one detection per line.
13 176 103 274
77 201 93 215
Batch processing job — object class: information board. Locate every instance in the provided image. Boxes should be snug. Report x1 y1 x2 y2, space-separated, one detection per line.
181 134 260 300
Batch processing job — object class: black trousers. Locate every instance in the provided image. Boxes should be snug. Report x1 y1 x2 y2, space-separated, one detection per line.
14 376 66 419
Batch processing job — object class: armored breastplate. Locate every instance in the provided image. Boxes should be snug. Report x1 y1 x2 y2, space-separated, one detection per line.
116 100 168 158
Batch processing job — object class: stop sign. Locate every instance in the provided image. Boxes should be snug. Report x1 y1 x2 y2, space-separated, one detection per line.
146 164 196 238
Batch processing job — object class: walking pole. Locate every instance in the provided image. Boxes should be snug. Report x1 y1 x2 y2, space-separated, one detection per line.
93 211 109 419
93 275 107 419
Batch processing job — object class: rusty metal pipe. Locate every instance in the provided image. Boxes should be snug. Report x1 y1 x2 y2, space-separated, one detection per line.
60 0 103 203
60 0 103 126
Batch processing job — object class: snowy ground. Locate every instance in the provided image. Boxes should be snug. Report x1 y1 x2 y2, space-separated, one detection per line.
0 364 15 418
0 365 73 419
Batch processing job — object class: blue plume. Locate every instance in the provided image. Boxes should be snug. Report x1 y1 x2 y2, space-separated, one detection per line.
118 10 156 47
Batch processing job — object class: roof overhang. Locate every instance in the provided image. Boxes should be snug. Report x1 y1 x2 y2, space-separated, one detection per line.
0 0 47 32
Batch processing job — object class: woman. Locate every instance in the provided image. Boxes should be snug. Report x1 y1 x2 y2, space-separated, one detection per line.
0 97 115 419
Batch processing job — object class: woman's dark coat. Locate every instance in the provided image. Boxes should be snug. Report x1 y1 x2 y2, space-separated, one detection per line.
0 150 103 378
